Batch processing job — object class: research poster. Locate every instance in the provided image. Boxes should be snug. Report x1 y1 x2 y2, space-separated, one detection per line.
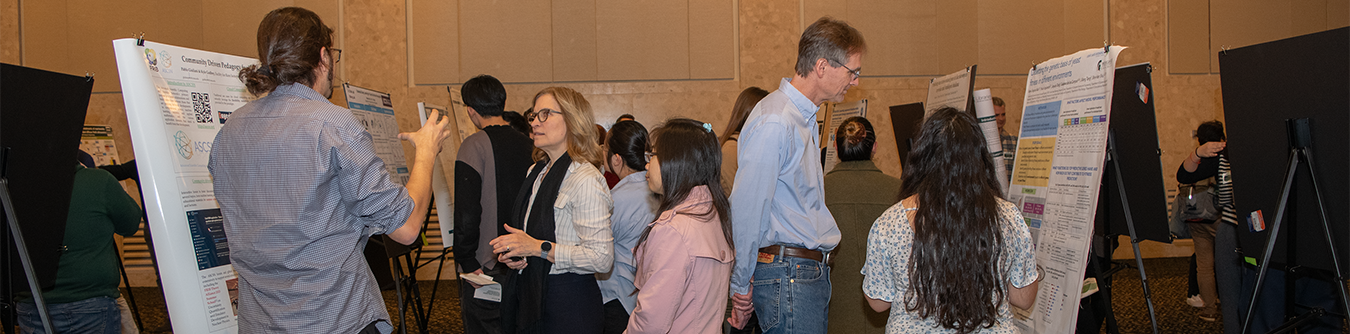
418 102 454 248
924 66 975 116
80 125 122 166
1009 46 1123 334
114 39 250 333
343 84 410 185
971 89 1008 192
823 99 866 172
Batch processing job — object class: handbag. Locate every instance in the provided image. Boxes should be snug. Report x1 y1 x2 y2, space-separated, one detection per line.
1179 182 1220 222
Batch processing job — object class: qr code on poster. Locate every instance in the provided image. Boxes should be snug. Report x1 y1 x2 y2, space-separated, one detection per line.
192 92 213 123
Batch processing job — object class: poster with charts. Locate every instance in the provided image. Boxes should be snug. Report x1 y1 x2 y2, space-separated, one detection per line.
80 125 122 166
114 38 246 333
344 84 410 185
823 99 866 173
1009 46 1123 334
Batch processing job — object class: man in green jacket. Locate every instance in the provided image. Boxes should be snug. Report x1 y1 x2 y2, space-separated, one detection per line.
17 156 142 334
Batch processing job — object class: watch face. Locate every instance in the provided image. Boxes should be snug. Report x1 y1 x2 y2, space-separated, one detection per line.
541 241 552 251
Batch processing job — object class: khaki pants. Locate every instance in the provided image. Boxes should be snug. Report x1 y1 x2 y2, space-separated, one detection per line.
1187 222 1219 314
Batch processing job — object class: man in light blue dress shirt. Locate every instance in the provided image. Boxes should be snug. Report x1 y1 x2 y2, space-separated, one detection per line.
727 17 867 334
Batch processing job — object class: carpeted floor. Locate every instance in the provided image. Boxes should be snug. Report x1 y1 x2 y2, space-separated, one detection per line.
121 257 1240 333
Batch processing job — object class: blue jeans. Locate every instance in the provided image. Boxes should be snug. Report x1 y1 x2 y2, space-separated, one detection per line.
752 255 831 334
16 296 121 334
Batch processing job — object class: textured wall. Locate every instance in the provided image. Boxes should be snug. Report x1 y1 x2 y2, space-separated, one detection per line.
7 0 1326 268
1 0 16 64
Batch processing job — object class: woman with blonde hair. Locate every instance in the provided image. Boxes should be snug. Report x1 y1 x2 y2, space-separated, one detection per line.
491 87 614 333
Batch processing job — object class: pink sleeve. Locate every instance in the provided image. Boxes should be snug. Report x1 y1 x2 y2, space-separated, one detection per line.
625 224 689 334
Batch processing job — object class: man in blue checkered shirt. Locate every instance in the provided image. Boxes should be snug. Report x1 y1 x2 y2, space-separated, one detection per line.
209 7 452 334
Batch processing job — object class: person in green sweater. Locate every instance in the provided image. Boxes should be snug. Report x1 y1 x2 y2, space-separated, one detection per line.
17 157 141 334
824 116 901 334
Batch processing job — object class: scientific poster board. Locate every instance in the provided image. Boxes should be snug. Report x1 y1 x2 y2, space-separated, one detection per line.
823 99 866 172
114 38 250 333
924 65 976 116
972 89 1009 192
447 87 479 143
418 102 454 249
81 125 122 166
343 84 410 185
1008 46 1123 334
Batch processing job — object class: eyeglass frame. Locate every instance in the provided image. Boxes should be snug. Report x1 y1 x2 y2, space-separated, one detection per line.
643 151 657 162
527 109 563 123
831 59 860 80
330 48 342 63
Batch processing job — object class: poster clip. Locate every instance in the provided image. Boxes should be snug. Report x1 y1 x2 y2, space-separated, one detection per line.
1145 64 1153 73
135 33 145 46
1103 41 1110 53
1032 62 1037 71
1221 46 1230 55
85 72 94 82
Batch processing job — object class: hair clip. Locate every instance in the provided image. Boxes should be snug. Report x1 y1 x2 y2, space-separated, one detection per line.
703 122 713 133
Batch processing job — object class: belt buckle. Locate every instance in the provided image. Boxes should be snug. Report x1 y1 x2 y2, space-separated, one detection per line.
821 249 833 266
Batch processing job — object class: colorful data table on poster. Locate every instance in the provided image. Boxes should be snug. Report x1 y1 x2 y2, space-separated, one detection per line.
344 84 410 185
114 38 250 333
1009 46 1123 334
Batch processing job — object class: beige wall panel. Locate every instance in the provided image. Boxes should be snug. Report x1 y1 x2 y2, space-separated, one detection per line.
803 0 847 29
1292 0 1328 36
3 0 20 63
19 1 71 74
740 0 801 90
978 0 1065 75
203 1 289 58
67 0 205 92
552 0 598 82
937 0 979 73
411 0 459 85
848 0 939 76
1331 0 1350 28
1210 0 1291 72
460 1 551 83
596 0 690 81
1167 0 1210 74
1062 0 1104 53
689 0 735 79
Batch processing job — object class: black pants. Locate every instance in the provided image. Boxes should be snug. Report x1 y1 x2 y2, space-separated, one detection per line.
601 299 629 334
542 273 604 333
460 279 504 334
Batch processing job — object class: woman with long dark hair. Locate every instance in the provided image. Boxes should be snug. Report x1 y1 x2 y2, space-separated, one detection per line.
718 87 769 191
597 120 658 333
625 119 734 334
490 87 613 333
861 107 1038 333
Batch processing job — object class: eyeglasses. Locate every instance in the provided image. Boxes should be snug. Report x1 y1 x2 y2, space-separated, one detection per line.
330 48 342 63
644 151 657 162
527 109 563 123
833 60 860 80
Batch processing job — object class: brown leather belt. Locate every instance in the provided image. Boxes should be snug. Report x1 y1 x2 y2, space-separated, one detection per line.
759 244 834 266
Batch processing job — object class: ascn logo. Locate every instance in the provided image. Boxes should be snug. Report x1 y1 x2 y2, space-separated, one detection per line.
173 131 193 159
173 131 213 160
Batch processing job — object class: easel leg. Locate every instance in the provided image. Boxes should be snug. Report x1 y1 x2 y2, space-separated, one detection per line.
1240 149 1300 334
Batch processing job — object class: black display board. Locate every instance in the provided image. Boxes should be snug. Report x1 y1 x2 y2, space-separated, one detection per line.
888 102 925 166
1095 63 1171 243
0 63 94 288
1218 27 1349 273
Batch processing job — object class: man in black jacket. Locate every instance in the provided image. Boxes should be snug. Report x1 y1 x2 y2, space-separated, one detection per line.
454 74 535 334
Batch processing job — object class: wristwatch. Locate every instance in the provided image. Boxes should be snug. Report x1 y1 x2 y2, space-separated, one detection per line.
540 241 553 259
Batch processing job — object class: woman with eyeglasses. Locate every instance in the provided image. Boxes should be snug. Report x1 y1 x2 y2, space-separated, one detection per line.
491 87 614 333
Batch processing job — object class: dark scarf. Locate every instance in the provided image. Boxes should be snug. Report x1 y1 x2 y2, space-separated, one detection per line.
500 153 571 334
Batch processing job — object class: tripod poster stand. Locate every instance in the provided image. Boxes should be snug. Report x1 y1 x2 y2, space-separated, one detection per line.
0 63 97 334
1219 27 1350 333
1085 62 1170 334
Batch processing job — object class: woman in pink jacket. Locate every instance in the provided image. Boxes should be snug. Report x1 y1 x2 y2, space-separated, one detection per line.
625 119 735 334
